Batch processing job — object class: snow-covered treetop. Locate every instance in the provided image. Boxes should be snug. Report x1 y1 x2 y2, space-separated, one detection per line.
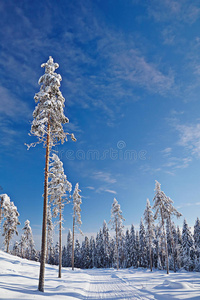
22 220 34 245
110 198 125 234
165 196 182 219
153 180 182 220
153 180 170 219
22 220 31 233
48 153 72 215
0 194 11 206
3 201 20 233
41 56 59 74
27 56 76 149
73 183 82 226
144 198 155 239
144 199 154 225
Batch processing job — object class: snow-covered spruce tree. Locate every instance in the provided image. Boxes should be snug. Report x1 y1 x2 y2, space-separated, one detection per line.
153 225 160 269
153 180 170 274
66 229 73 267
0 195 3 225
103 220 110 268
12 241 20 257
175 226 183 269
22 220 36 260
54 242 59 265
165 196 182 272
0 194 11 227
109 238 115 267
72 183 82 270
46 205 54 264
135 231 140 268
194 218 200 260
139 218 148 268
109 198 125 270
182 219 195 271
130 224 137 267
119 232 125 268
27 56 76 292
166 220 179 271
81 236 90 269
62 245 67 267
48 153 72 278
89 236 96 268
125 229 131 268
144 199 155 271
74 239 81 268
19 234 27 258
96 229 105 268
3 201 20 253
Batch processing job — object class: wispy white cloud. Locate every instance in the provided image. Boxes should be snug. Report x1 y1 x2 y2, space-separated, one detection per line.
66 122 83 134
163 155 192 172
147 0 200 24
0 86 31 119
177 202 200 209
85 186 95 190
162 27 176 45
95 186 117 195
170 110 184 116
0 0 177 127
161 147 172 156
139 165 161 175
0 85 32 148
104 189 117 195
176 123 200 156
109 49 174 95
164 170 175 176
93 171 116 184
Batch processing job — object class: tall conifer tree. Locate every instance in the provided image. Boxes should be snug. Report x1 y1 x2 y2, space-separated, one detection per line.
109 198 125 270
27 57 75 292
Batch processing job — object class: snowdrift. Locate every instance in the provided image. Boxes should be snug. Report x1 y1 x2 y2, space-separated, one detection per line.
0 250 200 299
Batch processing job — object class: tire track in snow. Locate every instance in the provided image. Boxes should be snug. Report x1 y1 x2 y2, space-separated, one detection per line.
84 269 155 299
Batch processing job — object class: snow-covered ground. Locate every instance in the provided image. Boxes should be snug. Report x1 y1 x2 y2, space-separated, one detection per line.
0 250 200 299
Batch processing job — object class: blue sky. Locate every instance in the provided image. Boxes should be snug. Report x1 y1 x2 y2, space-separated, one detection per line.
0 0 200 248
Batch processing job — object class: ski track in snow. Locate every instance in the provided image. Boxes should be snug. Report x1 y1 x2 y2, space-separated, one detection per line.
84 270 155 299
0 251 200 299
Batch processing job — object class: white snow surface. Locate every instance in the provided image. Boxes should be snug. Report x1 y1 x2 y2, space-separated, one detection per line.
0 250 200 299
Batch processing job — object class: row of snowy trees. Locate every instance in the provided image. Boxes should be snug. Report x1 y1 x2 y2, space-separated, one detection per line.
2 176 199 275
13 220 37 261
9 181 200 273
11 215 200 273
0 175 82 277
47 217 200 272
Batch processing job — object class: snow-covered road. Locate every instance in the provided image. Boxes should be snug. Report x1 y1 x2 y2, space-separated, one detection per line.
0 250 200 299
84 269 155 299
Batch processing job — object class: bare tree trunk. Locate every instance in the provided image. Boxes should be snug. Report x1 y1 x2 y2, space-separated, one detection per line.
38 122 50 292
149 236 153 272
115 221 119 270
6 241 9 253
161 208 169 274
46 242 48 264
0 196 3 225
6 231 10 253
21 243 23 258
72 214 75 270
46 226 49 264
58 198 62 278
168 216 176 272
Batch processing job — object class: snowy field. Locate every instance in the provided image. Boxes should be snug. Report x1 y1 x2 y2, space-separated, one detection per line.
0 250 200 300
